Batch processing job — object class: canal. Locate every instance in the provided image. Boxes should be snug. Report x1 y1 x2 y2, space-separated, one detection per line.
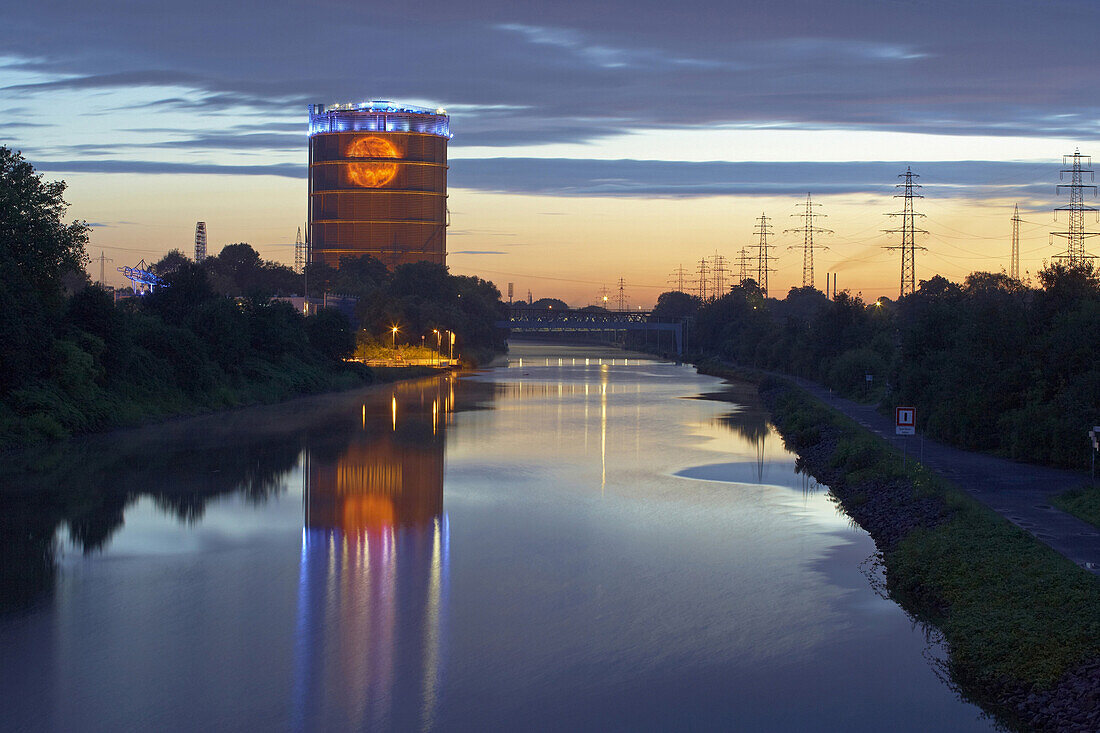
0 343 995 731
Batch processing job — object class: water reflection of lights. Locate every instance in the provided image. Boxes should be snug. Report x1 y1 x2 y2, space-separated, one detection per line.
293 379 451 730
600 363 608 494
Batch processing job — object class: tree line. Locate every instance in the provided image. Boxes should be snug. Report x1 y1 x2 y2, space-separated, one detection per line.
0 146 506 449
651 267 1100 469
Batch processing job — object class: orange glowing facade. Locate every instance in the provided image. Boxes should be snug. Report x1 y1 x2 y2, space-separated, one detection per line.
308 101 451 269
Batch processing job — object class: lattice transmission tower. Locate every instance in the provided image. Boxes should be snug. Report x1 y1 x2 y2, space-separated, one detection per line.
294 226 306 274
883 168 927 298
93 251 113 287
735 247 752 286
616 277 628 312
696 257 710 301
1011 204 1021 280
752 213 777 296
784 193 832 289
194 221 207 263
711 253 728 298
668 264 689 292
1050 149 1099 266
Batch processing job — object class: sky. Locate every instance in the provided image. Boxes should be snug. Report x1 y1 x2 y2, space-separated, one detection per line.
4 0 1100 306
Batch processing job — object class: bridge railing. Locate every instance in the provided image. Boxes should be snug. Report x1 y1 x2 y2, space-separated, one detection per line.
505 307 669 324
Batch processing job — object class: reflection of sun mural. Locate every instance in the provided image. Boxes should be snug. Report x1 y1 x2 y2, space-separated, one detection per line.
345 136 400 188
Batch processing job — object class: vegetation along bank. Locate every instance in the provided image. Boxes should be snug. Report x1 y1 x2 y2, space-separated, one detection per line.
703 364 1100 732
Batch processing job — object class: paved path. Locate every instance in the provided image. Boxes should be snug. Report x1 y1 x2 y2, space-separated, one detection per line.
778 374 1100 575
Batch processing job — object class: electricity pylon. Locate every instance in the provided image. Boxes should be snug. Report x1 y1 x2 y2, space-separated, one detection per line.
883 167 927 298
1050 149 1099 266
616 277 628 312
752 213 777 296
1011 204 1021 280
711 252 728 297
696 257 709 301
93 251 113 286
667 264 689 292
784 193 832 289
735 247 752 286
294 226 306 274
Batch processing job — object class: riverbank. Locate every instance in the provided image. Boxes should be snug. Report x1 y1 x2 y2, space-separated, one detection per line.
0 360 444 457
701 363 1100 732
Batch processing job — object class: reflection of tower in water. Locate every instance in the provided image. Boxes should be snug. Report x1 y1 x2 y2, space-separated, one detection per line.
716 403 771 483
293 379 451 731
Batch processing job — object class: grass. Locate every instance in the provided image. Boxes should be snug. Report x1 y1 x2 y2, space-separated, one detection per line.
1053 485 1100 530
704 363 1100 720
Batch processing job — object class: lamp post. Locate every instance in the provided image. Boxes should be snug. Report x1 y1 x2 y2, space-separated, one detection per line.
433 329 441 366
391 325 398 349
449 331 455 361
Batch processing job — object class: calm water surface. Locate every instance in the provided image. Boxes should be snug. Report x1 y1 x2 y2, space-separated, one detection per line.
0 344 996 731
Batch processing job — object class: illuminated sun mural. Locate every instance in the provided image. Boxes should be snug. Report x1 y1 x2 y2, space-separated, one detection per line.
346 136 400 188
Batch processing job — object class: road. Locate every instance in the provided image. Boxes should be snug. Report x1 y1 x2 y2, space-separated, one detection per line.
780 374 1100 575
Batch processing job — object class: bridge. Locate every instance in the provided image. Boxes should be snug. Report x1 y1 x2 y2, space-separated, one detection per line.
498 308 684 355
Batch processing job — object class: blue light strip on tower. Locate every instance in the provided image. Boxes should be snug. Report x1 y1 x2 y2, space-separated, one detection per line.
308 101 451 138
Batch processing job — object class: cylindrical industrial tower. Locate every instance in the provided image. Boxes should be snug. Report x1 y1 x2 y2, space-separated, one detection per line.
308 101 450 269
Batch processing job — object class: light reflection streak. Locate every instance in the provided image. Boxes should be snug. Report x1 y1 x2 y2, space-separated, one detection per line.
600 365 608 494
293 377 450 731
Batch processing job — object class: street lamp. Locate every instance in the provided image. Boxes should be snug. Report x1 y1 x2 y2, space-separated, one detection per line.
391 325 399 349
449 330 455 361
433 329 441 366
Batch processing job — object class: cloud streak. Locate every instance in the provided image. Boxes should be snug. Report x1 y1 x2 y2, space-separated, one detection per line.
28 155 1062 202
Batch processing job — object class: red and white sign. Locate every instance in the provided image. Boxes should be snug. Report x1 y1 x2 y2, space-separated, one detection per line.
896 407 916 435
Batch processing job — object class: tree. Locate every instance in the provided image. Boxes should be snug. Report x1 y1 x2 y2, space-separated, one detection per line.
332 254 389 297
529 298 570 310
152 249 191 277
0 147 89 306
307 308 355 361
0 148 89 394
651 291 701 320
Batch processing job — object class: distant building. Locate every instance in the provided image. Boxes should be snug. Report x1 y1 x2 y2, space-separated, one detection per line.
307 101 451 270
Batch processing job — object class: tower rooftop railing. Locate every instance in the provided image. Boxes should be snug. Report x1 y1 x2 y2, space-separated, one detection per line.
309 101 451 138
